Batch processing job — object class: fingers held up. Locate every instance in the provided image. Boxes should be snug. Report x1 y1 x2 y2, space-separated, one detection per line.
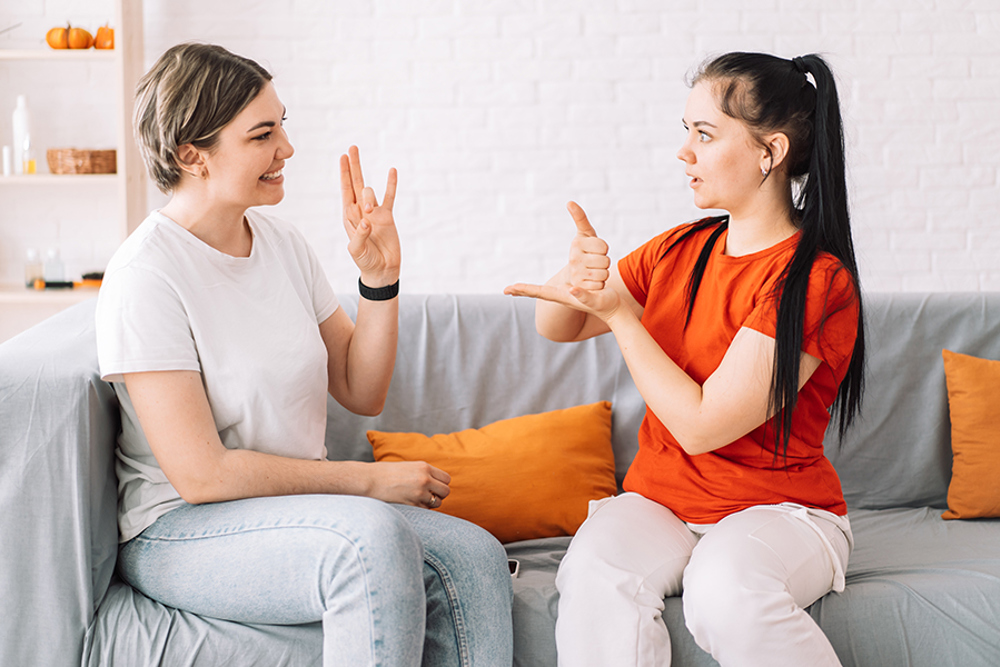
340 146 397 215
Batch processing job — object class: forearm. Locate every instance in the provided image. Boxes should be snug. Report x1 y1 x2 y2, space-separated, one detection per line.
341 295 398 415
186 445 450 510
604 307 718 452
181 449 375 505
535 266 601 342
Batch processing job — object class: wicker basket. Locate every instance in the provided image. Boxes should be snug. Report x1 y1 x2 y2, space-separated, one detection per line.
46 148 117 175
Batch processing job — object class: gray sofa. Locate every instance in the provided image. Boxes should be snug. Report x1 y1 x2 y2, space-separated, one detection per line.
2 292 999 666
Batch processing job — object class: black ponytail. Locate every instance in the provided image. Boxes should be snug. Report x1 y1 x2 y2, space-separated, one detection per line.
777 54 865 452
670 53 865 462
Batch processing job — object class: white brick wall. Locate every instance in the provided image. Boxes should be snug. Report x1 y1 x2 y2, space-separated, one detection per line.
1 0 998 294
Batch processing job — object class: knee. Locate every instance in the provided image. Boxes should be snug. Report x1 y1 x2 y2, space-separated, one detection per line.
555 531 621 603
427 517 509 590
303 497 424 578
355 499 424 563
448 518 506 567
682 558 738 632
682 555 781 649
309 500 425 607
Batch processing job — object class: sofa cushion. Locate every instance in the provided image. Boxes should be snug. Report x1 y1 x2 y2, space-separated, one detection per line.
941 349 1000 519
84 580 322 666
811 507 1000 666
506 507 1000 667
368 402 618 544
827 293 1000 511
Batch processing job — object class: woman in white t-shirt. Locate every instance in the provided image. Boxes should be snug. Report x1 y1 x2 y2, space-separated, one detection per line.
95 42 512 667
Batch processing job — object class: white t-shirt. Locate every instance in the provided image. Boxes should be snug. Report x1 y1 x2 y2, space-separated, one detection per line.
96 208 340 542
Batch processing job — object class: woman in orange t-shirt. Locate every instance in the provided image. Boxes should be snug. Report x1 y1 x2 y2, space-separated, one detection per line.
506 52 865 667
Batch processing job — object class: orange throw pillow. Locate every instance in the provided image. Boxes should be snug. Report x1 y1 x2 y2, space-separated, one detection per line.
941 349 1000 520
367 401 617 543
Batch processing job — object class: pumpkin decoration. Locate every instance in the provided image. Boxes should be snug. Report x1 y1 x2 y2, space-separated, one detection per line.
45 23 99 49
45 25 70 49
94 24 114 50
68 26 94 49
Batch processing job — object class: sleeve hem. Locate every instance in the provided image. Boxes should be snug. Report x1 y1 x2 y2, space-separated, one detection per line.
316 299 340 325
100 361 202 384
617 257 647 308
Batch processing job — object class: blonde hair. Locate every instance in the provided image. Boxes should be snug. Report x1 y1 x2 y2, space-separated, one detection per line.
134 43 272 192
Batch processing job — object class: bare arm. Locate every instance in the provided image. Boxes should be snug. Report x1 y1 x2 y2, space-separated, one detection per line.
321 300 397 416
323 145 401 416
507 201 820 454
123 370 450 507
604 310 821 454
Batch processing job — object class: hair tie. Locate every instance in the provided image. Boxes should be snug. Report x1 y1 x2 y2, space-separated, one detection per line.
791 56 808 75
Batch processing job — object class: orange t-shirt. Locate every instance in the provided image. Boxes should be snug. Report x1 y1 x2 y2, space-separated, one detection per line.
618 220 859 524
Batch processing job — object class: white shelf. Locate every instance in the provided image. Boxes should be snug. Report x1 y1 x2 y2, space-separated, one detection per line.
0 283 100 305
0 174 118 184
0 49 116 61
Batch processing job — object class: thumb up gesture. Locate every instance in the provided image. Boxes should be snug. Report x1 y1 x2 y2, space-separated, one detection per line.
505 201 623 322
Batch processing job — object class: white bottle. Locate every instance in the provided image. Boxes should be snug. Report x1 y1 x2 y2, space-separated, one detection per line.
25 248 43 287
44 248 64 282
12 95 30 176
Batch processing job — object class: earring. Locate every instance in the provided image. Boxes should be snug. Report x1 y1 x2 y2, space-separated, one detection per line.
761 167 769 177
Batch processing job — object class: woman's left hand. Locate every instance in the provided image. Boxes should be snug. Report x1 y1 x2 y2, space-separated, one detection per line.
505 202 624 323
340 145 400 288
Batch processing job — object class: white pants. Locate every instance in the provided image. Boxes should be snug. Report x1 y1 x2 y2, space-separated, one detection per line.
554 493 852 667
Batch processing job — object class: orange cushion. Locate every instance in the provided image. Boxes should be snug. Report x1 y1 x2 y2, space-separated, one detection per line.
941 349 1000 520
367 401 617 543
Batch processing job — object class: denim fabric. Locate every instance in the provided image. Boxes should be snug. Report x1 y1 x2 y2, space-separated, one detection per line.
118 495 513 667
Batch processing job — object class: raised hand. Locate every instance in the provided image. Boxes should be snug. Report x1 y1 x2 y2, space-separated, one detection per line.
505 201 623 322
340 145 400 288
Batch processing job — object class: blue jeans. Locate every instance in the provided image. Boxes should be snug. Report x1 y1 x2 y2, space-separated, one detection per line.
118 495 513 667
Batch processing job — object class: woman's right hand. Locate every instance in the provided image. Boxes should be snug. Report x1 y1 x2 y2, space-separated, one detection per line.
364 461 452 509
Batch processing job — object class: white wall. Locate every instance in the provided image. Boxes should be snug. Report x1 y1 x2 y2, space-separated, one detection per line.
2 0 998 294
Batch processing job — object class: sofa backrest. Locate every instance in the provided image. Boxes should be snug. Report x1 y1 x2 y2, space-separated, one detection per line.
326 294 644 489
825 292 1000 510
329 292 1000 511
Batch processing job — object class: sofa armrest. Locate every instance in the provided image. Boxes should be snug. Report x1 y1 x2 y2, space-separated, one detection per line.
0 298 120 667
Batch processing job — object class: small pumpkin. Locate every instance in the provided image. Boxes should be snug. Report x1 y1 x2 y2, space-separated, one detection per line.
68 26 94 49
45 25 70 49
94 24 114 50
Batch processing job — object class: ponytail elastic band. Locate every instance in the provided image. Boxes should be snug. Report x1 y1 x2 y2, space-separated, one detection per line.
791 56 808 74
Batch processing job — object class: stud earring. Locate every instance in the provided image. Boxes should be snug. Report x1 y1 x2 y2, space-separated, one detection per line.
761 167 769 177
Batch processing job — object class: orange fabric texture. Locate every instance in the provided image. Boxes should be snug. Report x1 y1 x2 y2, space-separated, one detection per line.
941 349 1000 520
367 401 617 544
617 221 859 524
